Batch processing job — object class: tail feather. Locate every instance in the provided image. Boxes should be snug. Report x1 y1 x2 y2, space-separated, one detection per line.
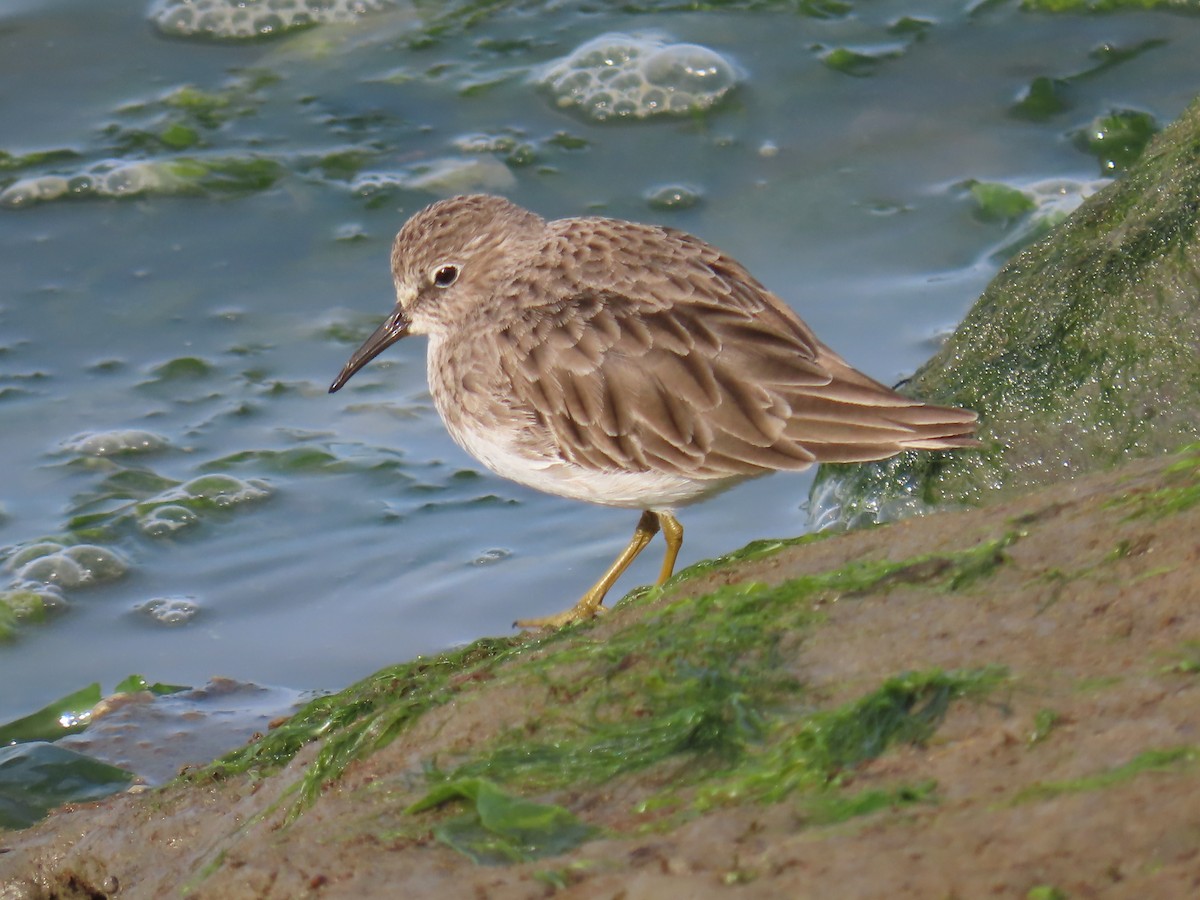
790 345 980 462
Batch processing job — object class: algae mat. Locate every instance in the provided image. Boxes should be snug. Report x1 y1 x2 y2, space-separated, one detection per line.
1 448 1199 898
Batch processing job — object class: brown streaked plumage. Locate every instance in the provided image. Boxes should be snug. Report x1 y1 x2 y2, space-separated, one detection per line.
330 194 978 628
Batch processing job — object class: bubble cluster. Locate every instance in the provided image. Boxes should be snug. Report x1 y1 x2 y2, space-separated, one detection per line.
0 586 65 620
10 543 128 589
645 184 702 211
138 505 201 538
63 430 170 458
135 596 200 626
0 161 177 209
538 34 740 122
181 474 271 506
147 0 395 41
351 156 516 199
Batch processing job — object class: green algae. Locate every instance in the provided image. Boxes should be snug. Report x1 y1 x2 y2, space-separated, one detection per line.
1072 109 1159 176
0 683 100 745
1028 708 1062 745
60 462 269 543
1010 39 1166 123
205 445 411 478
407 778 598 864
0 591 47 640
0 73 283 208
813 96 1200 527
189 637 521 815
819 44 905 77
208 447 341 473
187 528 1016 830
1011 76 1070 121
162 156 286 195
800 778 937 825
443 539 1013 796
698 668 1004 808
1022 0 1193 10
968 181 1036 224
145 357 215 382
1012 746 1199 804
0 148 81 173
1161 642 1200 676
1106 443 1200 520
0 743 133 831
641 530 835 588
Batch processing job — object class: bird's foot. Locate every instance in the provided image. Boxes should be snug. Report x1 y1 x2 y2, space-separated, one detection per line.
513 597 607 631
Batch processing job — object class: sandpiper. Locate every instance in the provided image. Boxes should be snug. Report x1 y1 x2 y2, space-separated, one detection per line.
330 194 977 628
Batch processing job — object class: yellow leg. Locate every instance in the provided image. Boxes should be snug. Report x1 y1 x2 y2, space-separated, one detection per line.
656 512 683 585
515 510 662 630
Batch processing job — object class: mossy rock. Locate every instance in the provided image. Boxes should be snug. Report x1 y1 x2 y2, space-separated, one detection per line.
814 96 1200 528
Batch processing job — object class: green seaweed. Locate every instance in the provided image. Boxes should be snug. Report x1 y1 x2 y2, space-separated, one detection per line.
0 591 47 640
422 541 1012 800
207 447 341 473
112 674 190 696
1010 76 1070 120
407 778 598 864
189 528 1016 826
1009 39 1166 122
700 668 1004 807
1160 642 1200 676
1028 708 1061 745
814 94 1200 527
1013 746 1198 803
0 683 101 745
164 156 285 194
0 148 81 173
968 181 1037 224
1108 443 1200 519
1072 109 1159 175
1021 0 1190 10
819 45 903 77
0 743 133 830
800 779 938 825
0 677 189 746
189 637 521 816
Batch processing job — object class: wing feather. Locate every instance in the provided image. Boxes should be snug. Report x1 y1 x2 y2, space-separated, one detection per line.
490 221 975 482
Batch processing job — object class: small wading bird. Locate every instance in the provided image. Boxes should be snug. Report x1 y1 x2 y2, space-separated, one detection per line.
330 195 978 629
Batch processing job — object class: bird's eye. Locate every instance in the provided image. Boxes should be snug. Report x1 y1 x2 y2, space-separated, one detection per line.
432 265 459 288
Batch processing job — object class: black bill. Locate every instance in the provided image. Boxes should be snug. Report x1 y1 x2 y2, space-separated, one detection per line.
328 307 412 393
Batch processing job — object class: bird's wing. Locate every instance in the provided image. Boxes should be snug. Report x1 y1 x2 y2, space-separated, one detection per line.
494 224 976 478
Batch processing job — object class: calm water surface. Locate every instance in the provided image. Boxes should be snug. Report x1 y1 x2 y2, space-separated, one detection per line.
1 0 1195 723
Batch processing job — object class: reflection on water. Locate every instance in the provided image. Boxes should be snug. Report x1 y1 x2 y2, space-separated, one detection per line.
0 0 1194 725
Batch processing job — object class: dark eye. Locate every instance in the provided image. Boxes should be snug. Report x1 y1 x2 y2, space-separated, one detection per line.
432 265 459 288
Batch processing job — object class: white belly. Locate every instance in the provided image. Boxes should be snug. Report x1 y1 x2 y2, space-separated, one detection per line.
446 416 746 510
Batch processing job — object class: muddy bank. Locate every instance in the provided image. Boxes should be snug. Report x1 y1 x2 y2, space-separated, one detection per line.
1 446 1198 898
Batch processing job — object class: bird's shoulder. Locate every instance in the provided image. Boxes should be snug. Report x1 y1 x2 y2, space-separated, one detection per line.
490 216 824 371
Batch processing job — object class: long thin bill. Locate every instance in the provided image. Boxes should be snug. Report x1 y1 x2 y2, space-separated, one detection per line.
328 308 412 393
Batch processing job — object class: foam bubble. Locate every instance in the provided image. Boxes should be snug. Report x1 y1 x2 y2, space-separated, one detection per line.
64 430 170 457
135 596 200 625
179 474 272 507
6 542 66 572
0 161 178 209
138 504 201 537
351 156 516 199
539 34 739 122
147 0 396 41
13 544 128 589
64 545 129 582
16 553 88 589
0 586 67 617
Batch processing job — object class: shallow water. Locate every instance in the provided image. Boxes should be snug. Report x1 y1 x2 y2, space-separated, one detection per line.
0 0 1194 725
